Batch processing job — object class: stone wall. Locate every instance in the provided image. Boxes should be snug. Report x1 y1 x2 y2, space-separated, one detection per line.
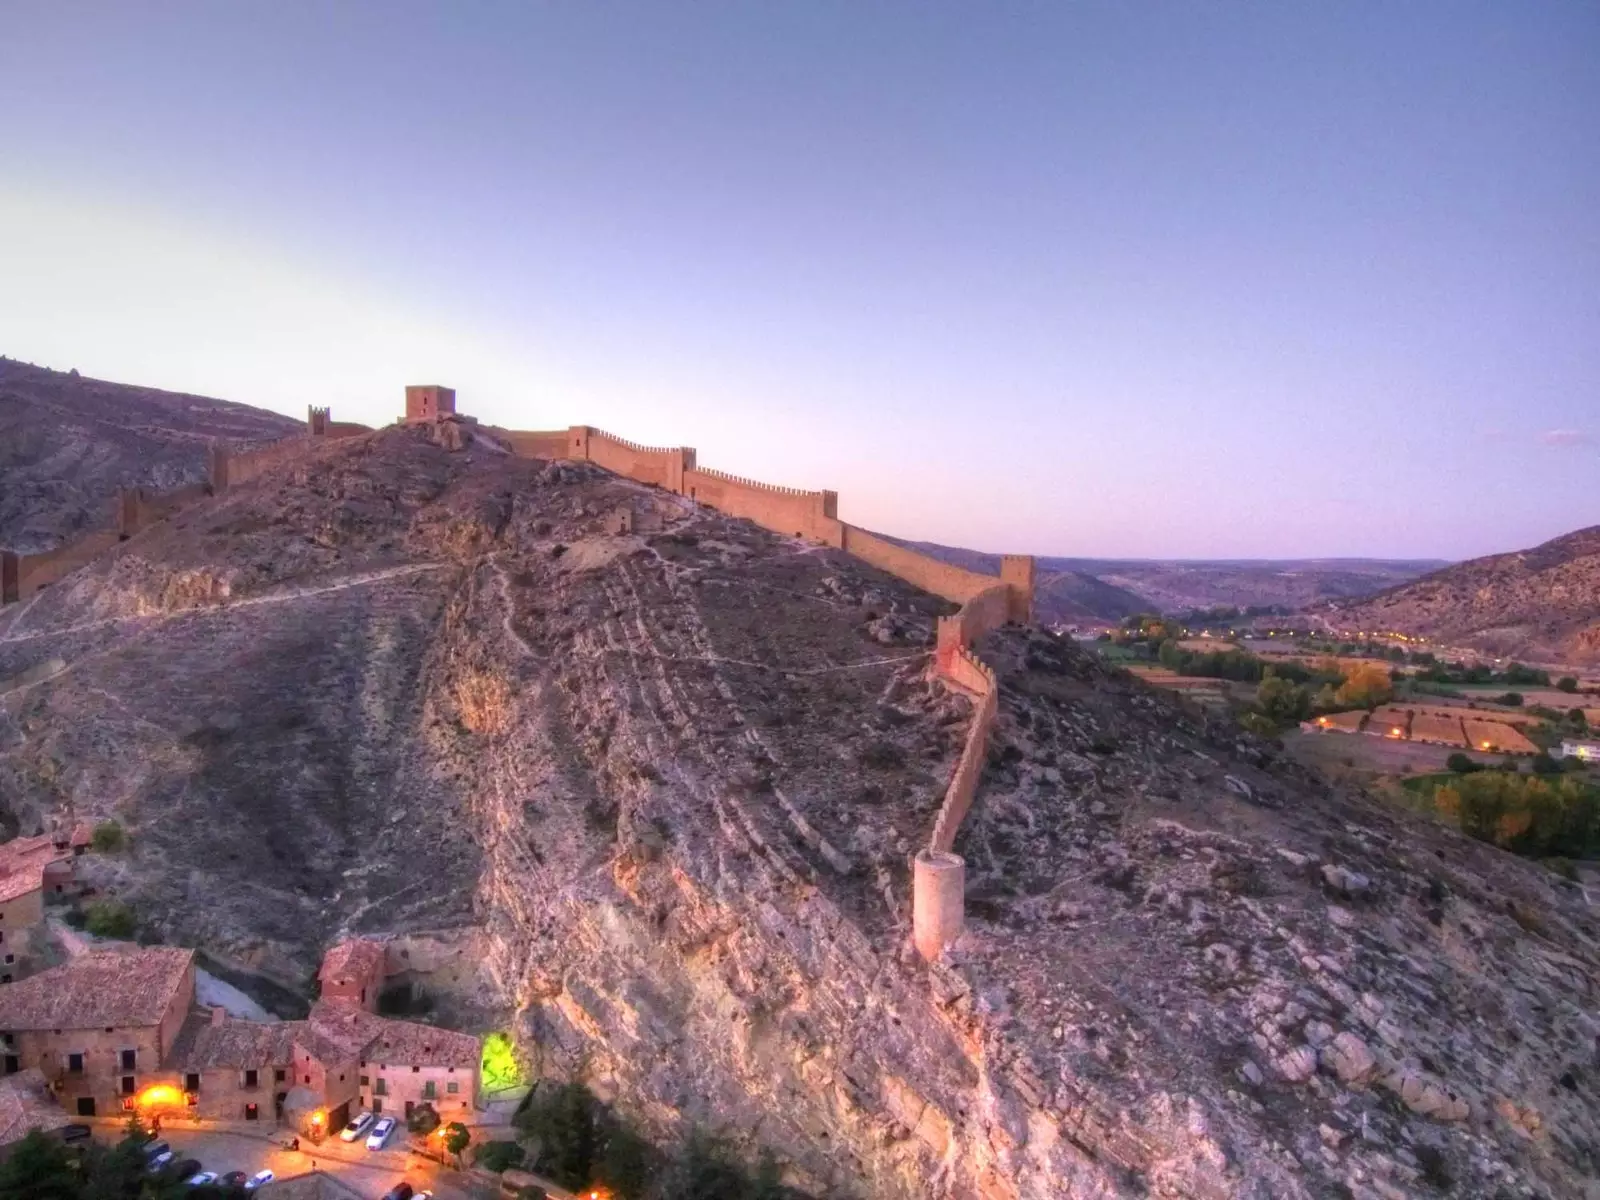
840 527 996 605
685 466 841 543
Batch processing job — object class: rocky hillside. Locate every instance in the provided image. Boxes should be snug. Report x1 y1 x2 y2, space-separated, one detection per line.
0 421 1595 1197
1323 525 1600 665
0 356 299 552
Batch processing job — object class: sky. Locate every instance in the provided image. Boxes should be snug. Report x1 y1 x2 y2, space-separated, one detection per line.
1 2 1595 561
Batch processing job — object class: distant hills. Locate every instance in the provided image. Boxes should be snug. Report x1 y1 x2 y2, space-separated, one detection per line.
899 538 1444 625
1321 525 1600 665
0 357 297 552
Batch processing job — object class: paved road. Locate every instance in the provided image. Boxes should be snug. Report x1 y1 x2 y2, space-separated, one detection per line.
114 1126 479 1200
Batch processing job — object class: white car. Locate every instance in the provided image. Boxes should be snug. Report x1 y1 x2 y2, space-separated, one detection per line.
185 1173 218 1188
146 1150 174 1172
340 1110 376 1142
366 1116 396 1150
243 1170 275 1191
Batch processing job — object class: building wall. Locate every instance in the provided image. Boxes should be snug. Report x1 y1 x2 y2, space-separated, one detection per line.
360 1062 477 1122
0 888 43 980
7 1024 166 1115
188 1064 290 1122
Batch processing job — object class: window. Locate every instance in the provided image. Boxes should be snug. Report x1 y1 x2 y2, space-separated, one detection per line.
446 1081 458 1095
185 1073 200 1093
3 1055 18 1075
274 1069 285 1083
412 1066 419 1074
360 988 366 1002
243 1069 258 1090
303 1074 310 1085
360 1075 369 1087
67 1053 84 1074
245 1103 259 1121
374 1078 387 1097
121 1076 135 1095
422 1081 435 1100
120 1049 136 1071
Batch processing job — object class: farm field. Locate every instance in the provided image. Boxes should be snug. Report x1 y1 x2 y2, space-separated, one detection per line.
1284 728 1489 779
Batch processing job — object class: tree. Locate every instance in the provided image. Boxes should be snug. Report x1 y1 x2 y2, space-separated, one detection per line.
0 1131 79 1200
443 1122 471 1167
1557 676 1579 693
1531 753 1562 776
1335 662 1393 710
1445 753 1481 775
1497 692 1524 707
1256 674 1311 725
84 899 137 939
518 1081 598 1190
667 1129 750 1200
408 1101 440 1135
595 1120 654 1200
90 820 125 853
476 1141 526 1173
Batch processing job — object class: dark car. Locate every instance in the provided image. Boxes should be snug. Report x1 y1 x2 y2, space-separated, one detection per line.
381 1183 415 1200
220 1171 250 1189
53 1124 93 1144
165 1158 203 1180
143 1140 172 1161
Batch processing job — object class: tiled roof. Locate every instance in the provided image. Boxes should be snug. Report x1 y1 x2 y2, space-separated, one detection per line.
307 1002 480 1070
0 947 193 1031
0 1068 69 1146
0 833 71 904
317 939 386 984
168 1011 298 1070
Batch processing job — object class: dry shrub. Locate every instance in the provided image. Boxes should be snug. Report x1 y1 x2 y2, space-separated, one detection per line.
455 669 513 736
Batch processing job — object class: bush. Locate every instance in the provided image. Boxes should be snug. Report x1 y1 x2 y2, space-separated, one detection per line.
1557 676 1579 693
1445 753 1482 775
476 1141 525 1173
84 899 136 939
90 820 125 853
408 1102 440 1135
1532 753 1562 776
1498 692 1524 707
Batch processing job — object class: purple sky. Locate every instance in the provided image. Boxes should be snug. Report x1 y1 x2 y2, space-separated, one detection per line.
2 2 1595 560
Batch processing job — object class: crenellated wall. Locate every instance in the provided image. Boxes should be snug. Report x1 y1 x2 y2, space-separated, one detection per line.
580 427 695 493
685 466 841 544
6 532 122 601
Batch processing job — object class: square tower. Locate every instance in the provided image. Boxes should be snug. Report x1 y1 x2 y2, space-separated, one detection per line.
405 385 456 423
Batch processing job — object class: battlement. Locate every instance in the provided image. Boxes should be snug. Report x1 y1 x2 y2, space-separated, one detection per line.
308 405 331 436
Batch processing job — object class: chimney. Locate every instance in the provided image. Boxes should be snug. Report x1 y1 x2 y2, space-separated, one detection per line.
210 1006 226 1027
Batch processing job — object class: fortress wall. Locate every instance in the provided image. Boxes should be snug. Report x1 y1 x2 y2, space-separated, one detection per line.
500 430 573 461
929 648 999 855
14 532 121 599
841 527 996 606
325 421 371 439
218 435 316 489
684 466 843 545
584 428 679 489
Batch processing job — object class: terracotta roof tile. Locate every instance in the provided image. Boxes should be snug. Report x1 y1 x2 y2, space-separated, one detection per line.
307 1003 479 1070
168 1011 298 1070
317 939 386 984
0 833 71 904
0 1068 69 1146
0 947 192 1031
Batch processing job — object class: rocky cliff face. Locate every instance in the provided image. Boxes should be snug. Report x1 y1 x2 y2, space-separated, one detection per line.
1323 526 1600 666
0 357 298 552
1 421 1595 1197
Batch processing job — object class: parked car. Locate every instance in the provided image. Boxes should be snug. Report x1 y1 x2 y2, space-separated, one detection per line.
242 1170 274 1191
380 1184 414 1200
147 1150 175 1172
185 1172 219 1188
165 1158 202 1180
142 1140 172 1161
54 1124 93 1144
220 1171 249 1189
340 1110 376 1142
366 1116 396 1150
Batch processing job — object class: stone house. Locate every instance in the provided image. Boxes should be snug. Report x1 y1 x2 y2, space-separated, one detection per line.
0 826 90 982
303 1003 479 1122
316 939 387 1013
0 1068 69 1159
0 947 194 1117
165 1006 297 1123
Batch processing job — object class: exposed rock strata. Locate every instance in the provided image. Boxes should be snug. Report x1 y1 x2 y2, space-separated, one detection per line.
0 422 1594 1197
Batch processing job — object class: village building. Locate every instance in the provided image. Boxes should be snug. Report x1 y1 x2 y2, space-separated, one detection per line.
0 946 194 1117
316 939 387 1013
1556 738 1600 762
0 939 484 1132
0 825 91 982
0 1068 70 1159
